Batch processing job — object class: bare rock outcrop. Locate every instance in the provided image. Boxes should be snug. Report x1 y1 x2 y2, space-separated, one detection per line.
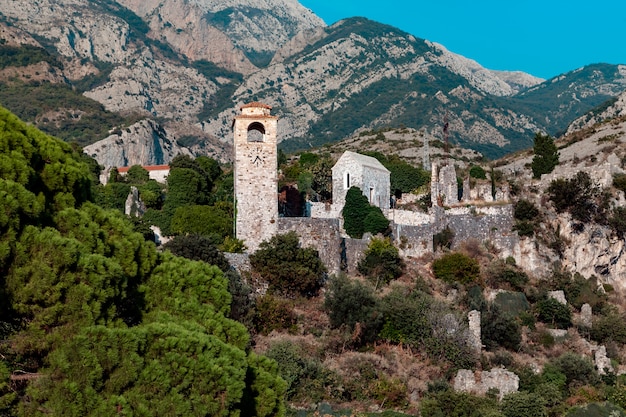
83 119 192 170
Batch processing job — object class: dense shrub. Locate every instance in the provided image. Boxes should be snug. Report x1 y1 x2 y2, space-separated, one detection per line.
550 352 600 388
536 298 572 329
380 287 476 368
357 237 404 288
590 308 626 344
514 199 540 221
609 206 626 238
253 294 297 335
163 234 230 271
481 305 522 351
547 172 604 223
469 165 487 179
323 274 383 346
420 389 500 417
493 292 531 318
264 341 323 400
169 204 232 240
250 232 326 297
486 260 530 291
612 173 626 194
501 391 546 417
432 252 480 285
433 226 454 250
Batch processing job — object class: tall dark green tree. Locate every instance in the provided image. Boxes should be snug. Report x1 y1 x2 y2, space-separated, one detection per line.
531 132 559 179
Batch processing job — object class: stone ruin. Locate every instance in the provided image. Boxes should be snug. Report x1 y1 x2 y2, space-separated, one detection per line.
454 368 519 400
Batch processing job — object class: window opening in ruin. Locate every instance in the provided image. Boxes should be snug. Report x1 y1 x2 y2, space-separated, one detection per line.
369 186 374 204
247 122 265 142
344 172 350 189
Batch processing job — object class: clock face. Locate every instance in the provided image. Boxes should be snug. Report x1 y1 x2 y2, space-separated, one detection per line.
249 151 264 167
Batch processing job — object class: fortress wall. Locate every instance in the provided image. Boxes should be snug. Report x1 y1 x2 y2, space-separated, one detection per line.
277 217 343 274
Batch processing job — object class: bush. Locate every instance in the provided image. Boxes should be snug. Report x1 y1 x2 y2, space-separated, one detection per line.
493 292 530 318
501 391 546 417
432 252 480 285
609 206 626 238
547 172 602 223
163 234 230 271
469 165 487 179
253 294 297 335
590 308 626 344
264 342 323 401
536 298 572 329
481 305 522 351
250 232 326 297
362 207 390 235
514 199 539 221
550 352 599 388
613 173 626 194
487 260 530 291
342 186 371 238
433 226 454 250
357 237 404 288
323 274 383 346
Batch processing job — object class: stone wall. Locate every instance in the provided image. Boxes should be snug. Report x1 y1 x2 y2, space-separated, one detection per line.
278 217 343 275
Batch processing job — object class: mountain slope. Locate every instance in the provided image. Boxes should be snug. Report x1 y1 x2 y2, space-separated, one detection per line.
0 1 624 162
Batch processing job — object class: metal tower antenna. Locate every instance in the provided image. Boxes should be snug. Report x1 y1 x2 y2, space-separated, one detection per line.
422 130 430 171
443 111 450 158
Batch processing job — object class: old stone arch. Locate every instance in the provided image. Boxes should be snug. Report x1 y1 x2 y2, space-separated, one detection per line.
247 122 265 142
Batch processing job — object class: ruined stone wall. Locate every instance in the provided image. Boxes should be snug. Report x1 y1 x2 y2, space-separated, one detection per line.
344 237 370 275
277 217 343 275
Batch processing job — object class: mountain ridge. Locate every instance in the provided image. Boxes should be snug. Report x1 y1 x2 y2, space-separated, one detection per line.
0 0 624 163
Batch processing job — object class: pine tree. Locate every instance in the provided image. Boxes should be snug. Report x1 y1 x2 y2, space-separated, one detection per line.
531 132 559 179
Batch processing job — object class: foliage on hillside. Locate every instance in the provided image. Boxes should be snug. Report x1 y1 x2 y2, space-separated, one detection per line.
0 81 131 147
0 106 285 416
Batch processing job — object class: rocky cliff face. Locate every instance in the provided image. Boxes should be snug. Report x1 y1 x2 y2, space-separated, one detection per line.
83 119 193 169
116 0 324 72
566 89 626 134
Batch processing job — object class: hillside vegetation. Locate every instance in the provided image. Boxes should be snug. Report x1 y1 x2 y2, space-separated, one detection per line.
0 106 284 416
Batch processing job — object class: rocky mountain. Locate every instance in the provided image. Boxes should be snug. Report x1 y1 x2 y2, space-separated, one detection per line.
0 0 624 164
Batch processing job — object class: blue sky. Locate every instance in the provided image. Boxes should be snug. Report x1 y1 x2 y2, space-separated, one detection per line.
299 0 626 80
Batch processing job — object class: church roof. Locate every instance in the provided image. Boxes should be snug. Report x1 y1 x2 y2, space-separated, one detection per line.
240 102 272 110
334 151 390 173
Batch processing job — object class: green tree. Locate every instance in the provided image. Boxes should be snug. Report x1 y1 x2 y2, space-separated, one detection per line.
163 234 230 271
536 297 572 329
357 237 404 288
169 204 232 241
249 232 326 297
342 186 371 238
323 274 383 346
125 164 149 184
531 132 559 178
432 252 480 284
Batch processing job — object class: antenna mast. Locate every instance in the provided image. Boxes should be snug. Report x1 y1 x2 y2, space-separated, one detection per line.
422 130 430 171
443 111 450 160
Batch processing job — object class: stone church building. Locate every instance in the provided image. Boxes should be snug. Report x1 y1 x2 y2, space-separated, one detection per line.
331 151 390 211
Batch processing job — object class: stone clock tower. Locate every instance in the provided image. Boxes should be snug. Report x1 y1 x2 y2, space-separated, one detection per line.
233 102 278 252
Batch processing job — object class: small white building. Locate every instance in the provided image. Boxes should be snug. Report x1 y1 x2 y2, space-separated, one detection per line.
331 151 391 211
